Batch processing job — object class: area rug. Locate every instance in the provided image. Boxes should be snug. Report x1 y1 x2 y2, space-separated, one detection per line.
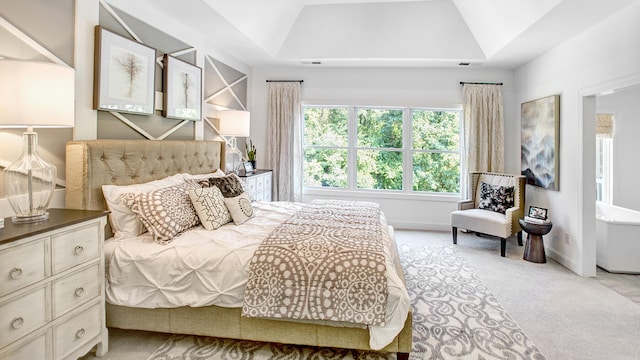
147 245 546 360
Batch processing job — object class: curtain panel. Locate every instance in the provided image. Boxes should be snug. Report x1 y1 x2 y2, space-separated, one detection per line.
267 82 303 202
461 84 505 198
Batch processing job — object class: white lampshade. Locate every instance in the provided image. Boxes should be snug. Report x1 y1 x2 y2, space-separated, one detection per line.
0 60 75 223
218 110 250 137
0 60 75 128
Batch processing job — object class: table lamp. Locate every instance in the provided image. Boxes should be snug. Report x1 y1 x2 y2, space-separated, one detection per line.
218 110 250 173
0 60 75 223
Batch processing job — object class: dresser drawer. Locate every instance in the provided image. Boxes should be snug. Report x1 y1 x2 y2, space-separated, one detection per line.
0 286 47 349
52 223 100 274
52 264 100 318
263 174 272 191
1 333 47 360
54 303 101 360
255 175 265 191
0 238 46 297
244 177 257 194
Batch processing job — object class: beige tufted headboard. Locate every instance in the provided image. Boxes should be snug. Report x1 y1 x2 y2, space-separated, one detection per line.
65 140 225 213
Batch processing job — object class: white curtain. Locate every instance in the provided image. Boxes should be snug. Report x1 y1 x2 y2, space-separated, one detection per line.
461 84 505 198
267 82 303 202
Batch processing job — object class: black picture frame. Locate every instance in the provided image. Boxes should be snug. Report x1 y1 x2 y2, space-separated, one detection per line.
528 206 548 220
243 161 254 173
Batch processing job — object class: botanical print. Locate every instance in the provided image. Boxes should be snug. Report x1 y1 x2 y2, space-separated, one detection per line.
521 95 559 190
108 44 149 103
172 70 198 118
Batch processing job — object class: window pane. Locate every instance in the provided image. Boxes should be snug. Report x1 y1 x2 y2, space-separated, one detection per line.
357 108 403 148
357 150 402 190
413 152 460 193
304 107 348 147
304 148 348 188
412 110 460 151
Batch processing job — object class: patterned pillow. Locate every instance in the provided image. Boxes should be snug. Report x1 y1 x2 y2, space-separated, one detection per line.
223 192 254 225
208 174 245 198
188 187 231 230
122 183 200 244
478 182 514 214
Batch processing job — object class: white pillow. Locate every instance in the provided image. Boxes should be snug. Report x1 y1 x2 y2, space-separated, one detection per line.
223 192 254 225
182 169 226 181
188 187 231 230
102 174 185 239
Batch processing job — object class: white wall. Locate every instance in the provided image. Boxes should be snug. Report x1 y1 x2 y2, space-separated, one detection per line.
514 0 640 276
596 85 640 211
250 66 515 229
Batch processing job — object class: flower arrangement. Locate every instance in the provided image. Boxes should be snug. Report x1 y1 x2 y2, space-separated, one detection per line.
245 139 256 162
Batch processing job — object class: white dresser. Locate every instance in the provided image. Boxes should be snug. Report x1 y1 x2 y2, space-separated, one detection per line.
239 169 272 202
0 209 109 360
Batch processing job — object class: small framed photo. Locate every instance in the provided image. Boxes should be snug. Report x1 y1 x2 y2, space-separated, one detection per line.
163 54 202 120
528 206 548 220
243 161 254 173
94 26 157 115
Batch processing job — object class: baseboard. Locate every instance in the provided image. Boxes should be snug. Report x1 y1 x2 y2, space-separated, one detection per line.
546 246 580 275
389 220 451 232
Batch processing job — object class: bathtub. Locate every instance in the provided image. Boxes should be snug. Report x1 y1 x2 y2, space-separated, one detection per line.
596 202 640 274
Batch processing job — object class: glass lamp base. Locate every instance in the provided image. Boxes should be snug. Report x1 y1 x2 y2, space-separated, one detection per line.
12 212 50 224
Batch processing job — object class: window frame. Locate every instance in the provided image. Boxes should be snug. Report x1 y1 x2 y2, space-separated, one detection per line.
302 104 462 195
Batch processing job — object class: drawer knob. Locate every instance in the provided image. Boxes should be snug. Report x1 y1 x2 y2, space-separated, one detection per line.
74 245 84 255
11 317 24 329
76 328 85 339
9 267 22 280
74 287 85 297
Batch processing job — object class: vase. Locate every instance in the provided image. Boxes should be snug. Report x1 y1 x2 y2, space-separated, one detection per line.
250 160 256 170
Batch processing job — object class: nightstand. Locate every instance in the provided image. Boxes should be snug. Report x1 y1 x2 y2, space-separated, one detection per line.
238 169 272 201
0 209 109 359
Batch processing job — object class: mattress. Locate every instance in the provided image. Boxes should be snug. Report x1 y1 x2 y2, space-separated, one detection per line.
104 201 410 349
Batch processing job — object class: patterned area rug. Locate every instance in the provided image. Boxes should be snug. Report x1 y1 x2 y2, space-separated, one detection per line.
147 245 546 360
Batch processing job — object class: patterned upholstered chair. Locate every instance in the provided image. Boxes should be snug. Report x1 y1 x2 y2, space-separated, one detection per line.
451 172 526 257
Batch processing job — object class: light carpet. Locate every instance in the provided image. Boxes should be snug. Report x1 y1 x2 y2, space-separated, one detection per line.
146 245 546 360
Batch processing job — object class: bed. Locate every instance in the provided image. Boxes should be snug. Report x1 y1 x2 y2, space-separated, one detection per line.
65 139 412 358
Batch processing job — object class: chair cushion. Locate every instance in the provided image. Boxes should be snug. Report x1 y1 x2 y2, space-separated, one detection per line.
451 209 510 239
477 182 514 214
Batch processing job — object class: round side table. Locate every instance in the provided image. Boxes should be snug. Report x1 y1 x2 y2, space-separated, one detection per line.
519 218 552 263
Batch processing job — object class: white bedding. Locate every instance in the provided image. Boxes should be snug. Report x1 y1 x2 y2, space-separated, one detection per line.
104 201 410 350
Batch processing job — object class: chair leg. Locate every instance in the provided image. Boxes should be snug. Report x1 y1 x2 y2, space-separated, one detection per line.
500 238 506 257
452 227 457 245
517 231 523 246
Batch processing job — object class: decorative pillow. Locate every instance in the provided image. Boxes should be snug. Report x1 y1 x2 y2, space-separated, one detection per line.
478 182 515 214
223 192 254 225
123 183 200 244
208 174 245 198
102 174 186 239
188 187 231 230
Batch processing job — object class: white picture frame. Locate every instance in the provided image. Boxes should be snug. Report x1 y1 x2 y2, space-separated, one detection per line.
93 26 156 115
163 54 202 121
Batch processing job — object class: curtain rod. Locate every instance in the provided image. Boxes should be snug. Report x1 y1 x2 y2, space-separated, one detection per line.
266 80 304 83
460 81 503 85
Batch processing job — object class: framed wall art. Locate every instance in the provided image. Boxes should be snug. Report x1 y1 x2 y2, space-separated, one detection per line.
163 54 202 121
521 94 560 190
93 26 156 115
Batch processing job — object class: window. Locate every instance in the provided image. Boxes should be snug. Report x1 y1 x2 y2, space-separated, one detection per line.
303 106 461 194
595 113 614 203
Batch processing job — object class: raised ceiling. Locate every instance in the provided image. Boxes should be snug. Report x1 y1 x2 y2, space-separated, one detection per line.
135 0 638 68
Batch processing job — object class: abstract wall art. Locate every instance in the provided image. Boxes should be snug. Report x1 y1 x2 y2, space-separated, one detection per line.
521 95 560 190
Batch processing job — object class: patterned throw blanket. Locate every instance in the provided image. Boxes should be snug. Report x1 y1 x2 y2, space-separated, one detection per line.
242 200 388 326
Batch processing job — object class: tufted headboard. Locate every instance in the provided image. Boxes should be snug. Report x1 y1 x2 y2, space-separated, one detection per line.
65 140 225 213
